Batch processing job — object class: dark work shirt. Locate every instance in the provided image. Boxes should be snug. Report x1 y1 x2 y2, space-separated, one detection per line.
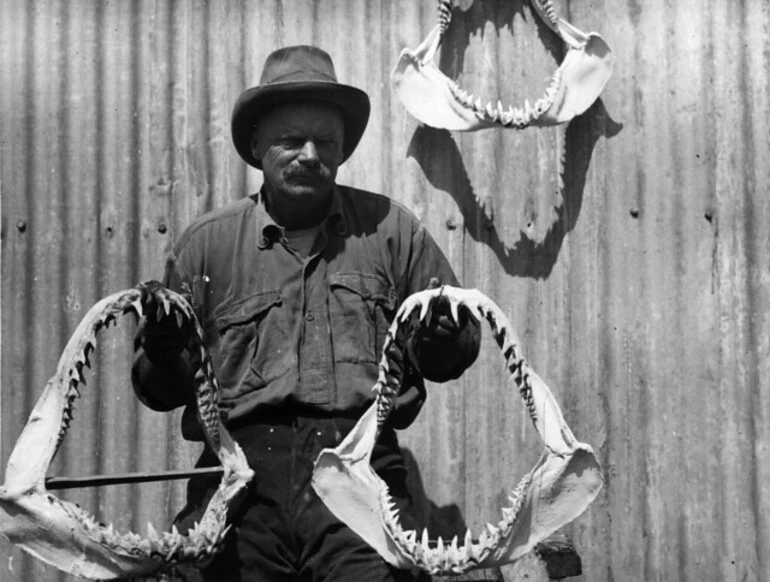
133 184 472 439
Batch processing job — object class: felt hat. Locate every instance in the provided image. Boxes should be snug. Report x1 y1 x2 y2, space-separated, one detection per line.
231 45 371 169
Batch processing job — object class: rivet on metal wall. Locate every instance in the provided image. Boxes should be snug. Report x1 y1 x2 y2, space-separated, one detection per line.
105 225 115 238
704 210 714 223
630 208 640 219
158 223 168 234
16 219 27 233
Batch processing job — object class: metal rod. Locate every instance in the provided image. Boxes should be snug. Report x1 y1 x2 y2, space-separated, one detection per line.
45 467 225 490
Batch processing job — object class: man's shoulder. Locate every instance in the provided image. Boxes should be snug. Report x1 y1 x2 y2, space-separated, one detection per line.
174 196 256 250
337 185 420 224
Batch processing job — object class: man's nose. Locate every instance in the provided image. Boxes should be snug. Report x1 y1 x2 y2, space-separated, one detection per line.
297 140 320 164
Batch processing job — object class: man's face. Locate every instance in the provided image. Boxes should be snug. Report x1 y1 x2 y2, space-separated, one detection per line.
252 101 345 217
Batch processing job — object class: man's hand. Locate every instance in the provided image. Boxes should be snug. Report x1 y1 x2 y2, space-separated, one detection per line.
415 293 466 342
138 291 191 363
132 283 196 411
405 279 481 382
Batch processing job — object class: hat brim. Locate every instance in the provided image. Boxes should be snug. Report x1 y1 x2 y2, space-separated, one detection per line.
231 81 371 169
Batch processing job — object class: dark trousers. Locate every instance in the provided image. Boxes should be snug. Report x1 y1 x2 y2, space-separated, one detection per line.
174 412 426 582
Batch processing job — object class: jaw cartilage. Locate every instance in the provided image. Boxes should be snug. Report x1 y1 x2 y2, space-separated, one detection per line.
0 282 253 580
391 0 614 131
313 285 603 575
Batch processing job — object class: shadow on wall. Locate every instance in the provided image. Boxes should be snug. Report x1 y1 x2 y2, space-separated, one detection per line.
407 99 622 280
401 448 468 540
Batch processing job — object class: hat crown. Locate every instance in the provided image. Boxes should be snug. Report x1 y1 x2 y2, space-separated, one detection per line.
259 45 338 86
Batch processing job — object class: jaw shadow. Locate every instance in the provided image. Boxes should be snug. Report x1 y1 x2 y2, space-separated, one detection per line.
406 98 622 279
400 448 469 541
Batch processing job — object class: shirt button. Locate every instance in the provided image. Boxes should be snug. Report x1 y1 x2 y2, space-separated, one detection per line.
258 236 269 249
305 312 315 321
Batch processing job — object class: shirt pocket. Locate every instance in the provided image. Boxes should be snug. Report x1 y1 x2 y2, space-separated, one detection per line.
328 272 396 364
213 290 284 400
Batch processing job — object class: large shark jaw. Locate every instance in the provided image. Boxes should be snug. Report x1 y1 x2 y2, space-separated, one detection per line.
313 286 603 575
391 0 614 131
0 282 253 580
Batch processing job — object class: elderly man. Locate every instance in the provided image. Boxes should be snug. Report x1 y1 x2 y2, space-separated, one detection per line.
132 45 480 581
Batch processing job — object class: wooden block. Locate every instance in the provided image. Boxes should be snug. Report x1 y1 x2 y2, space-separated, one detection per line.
502 534 582 581
533 535 583 579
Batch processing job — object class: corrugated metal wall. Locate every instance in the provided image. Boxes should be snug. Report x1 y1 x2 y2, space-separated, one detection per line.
1 1 768 580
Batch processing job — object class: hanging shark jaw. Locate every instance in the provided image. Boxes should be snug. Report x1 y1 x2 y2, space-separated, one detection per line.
0 281 253 580
313 286 603 575
391 0 614 131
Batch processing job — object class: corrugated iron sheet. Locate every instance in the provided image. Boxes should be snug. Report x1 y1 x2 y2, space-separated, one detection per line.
1 1 768 580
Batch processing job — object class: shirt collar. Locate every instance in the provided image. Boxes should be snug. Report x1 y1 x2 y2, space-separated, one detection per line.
255 184 347 250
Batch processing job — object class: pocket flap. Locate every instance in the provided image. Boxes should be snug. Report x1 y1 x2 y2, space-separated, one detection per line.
328 272 396 309
215 291 282 331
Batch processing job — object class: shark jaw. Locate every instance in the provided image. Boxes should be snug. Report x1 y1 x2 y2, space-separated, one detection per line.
313 286 603 575
0 282 253 580
391 0 614 131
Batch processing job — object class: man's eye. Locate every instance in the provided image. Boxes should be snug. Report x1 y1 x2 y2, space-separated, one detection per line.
279 138 303 148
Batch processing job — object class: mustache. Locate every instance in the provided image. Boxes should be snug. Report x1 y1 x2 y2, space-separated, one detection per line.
284 165 332 181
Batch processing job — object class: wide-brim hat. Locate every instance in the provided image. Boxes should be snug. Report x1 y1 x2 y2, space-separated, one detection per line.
232 45 371 169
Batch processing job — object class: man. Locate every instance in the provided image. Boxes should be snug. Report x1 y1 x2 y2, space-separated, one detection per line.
132 45 480 581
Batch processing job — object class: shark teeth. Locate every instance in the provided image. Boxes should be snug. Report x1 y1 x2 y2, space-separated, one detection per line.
448 69 561 129
379 470 531 574
72 501 227 564
50 454 238 567
533 0 558 25
442 14 571 131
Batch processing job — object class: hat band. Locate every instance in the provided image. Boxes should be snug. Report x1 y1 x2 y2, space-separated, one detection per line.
266 69 337 85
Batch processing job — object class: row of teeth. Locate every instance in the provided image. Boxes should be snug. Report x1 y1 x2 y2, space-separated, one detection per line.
57 306 129 449
381 474 531 574
478 305 538 424
448 68 561 128
437 0 453 35
374 325 408 427
193 351 224 449
434 0 567 130
532 0 558 25
70 497 227 564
